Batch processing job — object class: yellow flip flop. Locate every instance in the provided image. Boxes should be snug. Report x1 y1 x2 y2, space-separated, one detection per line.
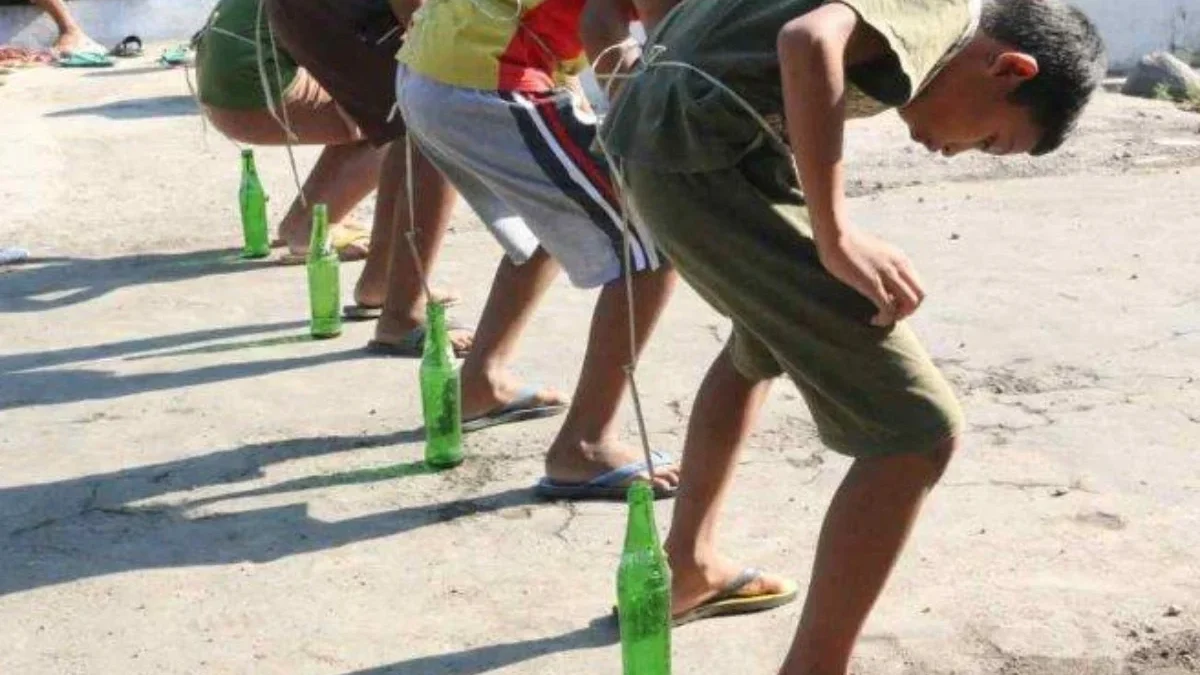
275 222 371 265
671 568 799 627
330 223 370 262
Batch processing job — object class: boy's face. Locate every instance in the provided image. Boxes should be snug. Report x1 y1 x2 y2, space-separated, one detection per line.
898 38 1042 157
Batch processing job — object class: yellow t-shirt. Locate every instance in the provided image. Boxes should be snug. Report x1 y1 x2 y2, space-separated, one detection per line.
398 0 617 92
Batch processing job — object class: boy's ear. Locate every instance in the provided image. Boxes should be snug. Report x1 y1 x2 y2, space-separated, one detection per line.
989 52 1039 82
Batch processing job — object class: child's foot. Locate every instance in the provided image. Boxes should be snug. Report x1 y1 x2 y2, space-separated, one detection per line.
372 314 474 354
544 438 680 492
461 367 567 423
277 222 369 262
667 552 797 621
53 30 104 56
276 222 310 258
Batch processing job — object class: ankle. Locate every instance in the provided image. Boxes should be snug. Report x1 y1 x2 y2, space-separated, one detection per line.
664 539 716 573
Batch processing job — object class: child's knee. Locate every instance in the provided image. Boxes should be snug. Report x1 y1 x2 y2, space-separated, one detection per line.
925 435 959 484
202 106 283 145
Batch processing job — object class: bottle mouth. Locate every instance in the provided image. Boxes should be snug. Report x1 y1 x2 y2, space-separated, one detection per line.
626 480 655 503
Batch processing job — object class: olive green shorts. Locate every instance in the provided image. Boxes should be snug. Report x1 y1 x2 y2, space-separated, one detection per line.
622 148 963 458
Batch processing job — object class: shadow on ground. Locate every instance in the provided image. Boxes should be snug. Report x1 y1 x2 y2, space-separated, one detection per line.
342 617 619 675
0 319 315 375
83 66 175 78
0 427 538 596
44 94 197 119
0 345 366 411
0 249 275 314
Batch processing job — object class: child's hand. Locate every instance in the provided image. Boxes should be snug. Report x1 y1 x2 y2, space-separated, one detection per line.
817 228 925 326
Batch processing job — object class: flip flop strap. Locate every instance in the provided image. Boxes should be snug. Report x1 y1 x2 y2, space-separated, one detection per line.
583 450 675 488
398 320 471 351
710 568 762 603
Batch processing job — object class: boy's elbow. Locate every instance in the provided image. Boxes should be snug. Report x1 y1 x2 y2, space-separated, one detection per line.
777 19 820 58
777 4 857 58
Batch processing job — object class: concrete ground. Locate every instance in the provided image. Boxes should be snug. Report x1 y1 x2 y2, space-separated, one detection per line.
1 52 1199 675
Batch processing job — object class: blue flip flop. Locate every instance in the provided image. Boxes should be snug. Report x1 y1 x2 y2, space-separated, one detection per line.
462 385 566 433
535 450 677 501
364 320 472 358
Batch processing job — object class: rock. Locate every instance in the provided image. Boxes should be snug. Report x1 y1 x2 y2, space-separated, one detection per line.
1122 52 1200 101
1165 605 1182 618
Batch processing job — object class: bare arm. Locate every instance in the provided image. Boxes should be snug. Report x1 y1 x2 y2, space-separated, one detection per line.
631 0 682 33
778 2 924 325
580 0 641 99
389 0 422 29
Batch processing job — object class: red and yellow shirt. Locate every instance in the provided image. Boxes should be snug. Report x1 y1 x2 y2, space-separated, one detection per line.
398 0 633 92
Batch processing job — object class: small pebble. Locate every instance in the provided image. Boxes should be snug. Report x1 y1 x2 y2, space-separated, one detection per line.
1165 605 1182 618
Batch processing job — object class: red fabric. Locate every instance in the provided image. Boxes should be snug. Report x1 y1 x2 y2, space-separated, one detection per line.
497 0 636 92
530 93 618 204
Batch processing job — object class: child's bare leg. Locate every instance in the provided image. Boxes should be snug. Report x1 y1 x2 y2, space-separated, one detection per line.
352 141 400 308
31 0 92 52
543 266 680 488
373 143 464 348
277 141 383 253
780 437 958 675
459 248 566 416
664 348 792 612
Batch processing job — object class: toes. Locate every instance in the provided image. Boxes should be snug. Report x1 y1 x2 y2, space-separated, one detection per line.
430 288 463 305
643 465 680 491
651 464 681 487
537 387 569 407
450 329 475 353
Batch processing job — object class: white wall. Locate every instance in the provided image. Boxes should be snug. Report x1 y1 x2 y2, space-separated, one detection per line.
1069 0 1199 70
0 0 219 50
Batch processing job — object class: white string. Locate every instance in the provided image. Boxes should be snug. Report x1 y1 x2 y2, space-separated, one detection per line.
403 134 435 304
254 0 307 208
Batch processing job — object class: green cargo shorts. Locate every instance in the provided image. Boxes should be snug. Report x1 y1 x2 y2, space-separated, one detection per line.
622 147 963 458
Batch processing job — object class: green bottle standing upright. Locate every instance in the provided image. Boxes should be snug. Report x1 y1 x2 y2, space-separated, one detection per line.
306 204 342 338
238 149 271 259
421 301 463 468
618 481 672 675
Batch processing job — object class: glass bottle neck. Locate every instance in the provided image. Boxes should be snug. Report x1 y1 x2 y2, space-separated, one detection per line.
423 302 454 361
622 482 660 551
309 205 331 255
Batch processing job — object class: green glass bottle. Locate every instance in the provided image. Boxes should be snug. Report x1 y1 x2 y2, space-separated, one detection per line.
421 301 463 468
618 481 671 675
306 204 342 339
238 149 271 259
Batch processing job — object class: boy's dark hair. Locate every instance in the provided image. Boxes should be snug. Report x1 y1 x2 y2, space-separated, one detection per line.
980 0 1107 155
